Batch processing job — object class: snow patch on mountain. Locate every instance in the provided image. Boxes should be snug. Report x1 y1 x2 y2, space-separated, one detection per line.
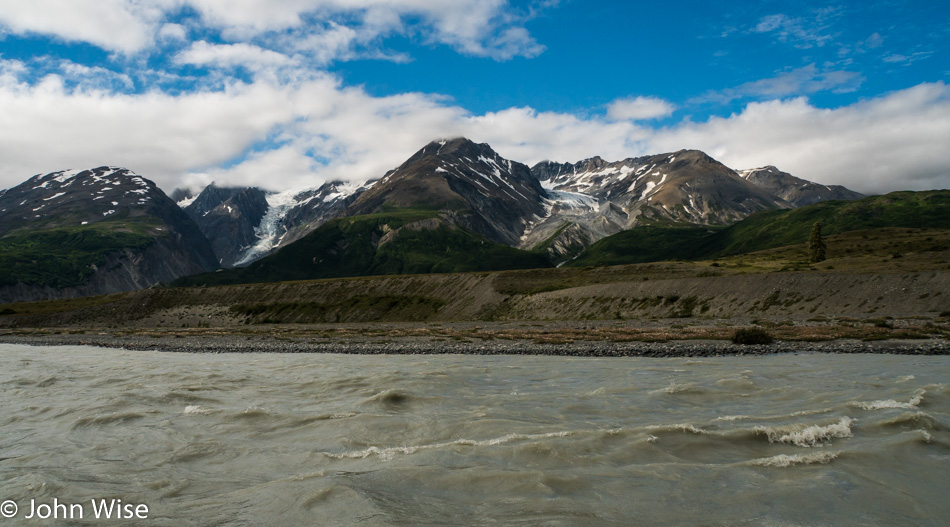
234 180 371 266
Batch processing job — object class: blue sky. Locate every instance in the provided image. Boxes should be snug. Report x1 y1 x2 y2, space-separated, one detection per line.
0 0 947 194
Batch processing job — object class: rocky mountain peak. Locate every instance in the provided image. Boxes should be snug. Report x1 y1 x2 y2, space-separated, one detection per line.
348 137 547 245
736 165 864 207
0 166 173 236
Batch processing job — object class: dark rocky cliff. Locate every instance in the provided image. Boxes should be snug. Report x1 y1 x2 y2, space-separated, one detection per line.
183 183 270 267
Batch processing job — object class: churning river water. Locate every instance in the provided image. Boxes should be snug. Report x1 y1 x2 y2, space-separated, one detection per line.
0 344 948 526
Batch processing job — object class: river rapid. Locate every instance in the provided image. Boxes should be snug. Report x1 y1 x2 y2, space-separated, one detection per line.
1 344 948 526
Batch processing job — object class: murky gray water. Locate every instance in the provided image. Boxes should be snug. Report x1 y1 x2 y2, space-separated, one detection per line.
1 344 948 526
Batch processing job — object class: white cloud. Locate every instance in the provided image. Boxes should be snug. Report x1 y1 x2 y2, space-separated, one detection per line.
58 62 135 91
607 96 676 121
0 55 946 198
158 23 188 42
174 41 297 72
0 59 28 90
0 1 545 62
184 145 320 190
862 32 884 50
752 8 839 49
0 73 299 191
693 64 864 104
0 0 161 54
188 0 545 61
882 51 934 65
462 107 646 164
649 82 950 194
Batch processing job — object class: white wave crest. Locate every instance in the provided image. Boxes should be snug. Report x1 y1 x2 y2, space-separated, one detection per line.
756 417 854 447
652 381 702 395
715 415 752 422
183 405 212 415
897 375 916 383
750 451 839 467
646 423 707 435
790 407 834 417
852 389 925 410
324 431 574 461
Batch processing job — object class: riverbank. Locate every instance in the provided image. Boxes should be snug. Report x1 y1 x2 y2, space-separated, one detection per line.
2 327 947 357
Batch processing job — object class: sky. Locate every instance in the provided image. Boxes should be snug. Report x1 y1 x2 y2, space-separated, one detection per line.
0 0 948 195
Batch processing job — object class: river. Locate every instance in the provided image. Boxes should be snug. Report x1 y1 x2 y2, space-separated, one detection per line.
1 344 947 525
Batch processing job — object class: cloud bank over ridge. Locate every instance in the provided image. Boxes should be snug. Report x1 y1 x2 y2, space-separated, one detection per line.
0 1 947 196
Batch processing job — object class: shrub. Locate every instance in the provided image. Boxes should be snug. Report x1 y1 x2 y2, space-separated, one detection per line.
732 327 774 345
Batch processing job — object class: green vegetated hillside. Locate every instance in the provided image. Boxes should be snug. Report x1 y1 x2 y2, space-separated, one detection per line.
570 190 950 267
0 220 156 288
559 226 719 267
174 209 551 286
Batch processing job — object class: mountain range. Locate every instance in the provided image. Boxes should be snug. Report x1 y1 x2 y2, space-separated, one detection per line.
179 138 860 266
0 138 871 302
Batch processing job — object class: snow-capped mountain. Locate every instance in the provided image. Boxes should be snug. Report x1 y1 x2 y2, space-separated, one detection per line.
525 150 791 260
737 165 864 206
347 138 547 245
534 150 788 223
0 166 218 302
1 166 157 231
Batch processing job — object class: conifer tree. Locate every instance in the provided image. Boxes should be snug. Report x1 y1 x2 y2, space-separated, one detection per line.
808 222 826 263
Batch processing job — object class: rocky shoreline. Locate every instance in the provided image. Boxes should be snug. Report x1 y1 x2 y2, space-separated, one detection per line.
1 333 948 357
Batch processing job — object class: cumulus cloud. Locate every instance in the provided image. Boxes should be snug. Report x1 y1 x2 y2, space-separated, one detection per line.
158 23 188 42
0 0 545 62
0 61 946 197
0 0 161 54
175 41 297 72
0 72 298 190
649 82 950 194
606 96 676 121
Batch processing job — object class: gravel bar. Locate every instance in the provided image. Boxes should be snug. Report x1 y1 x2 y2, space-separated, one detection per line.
2 334 948 357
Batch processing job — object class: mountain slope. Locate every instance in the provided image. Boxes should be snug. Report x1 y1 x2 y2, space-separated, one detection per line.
568 190 950 267
236 180 373 265
533 150 787 223
0 166 218 302
173 209 550 287
737 166 864 206
525 150 790 261
347 138 547 245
